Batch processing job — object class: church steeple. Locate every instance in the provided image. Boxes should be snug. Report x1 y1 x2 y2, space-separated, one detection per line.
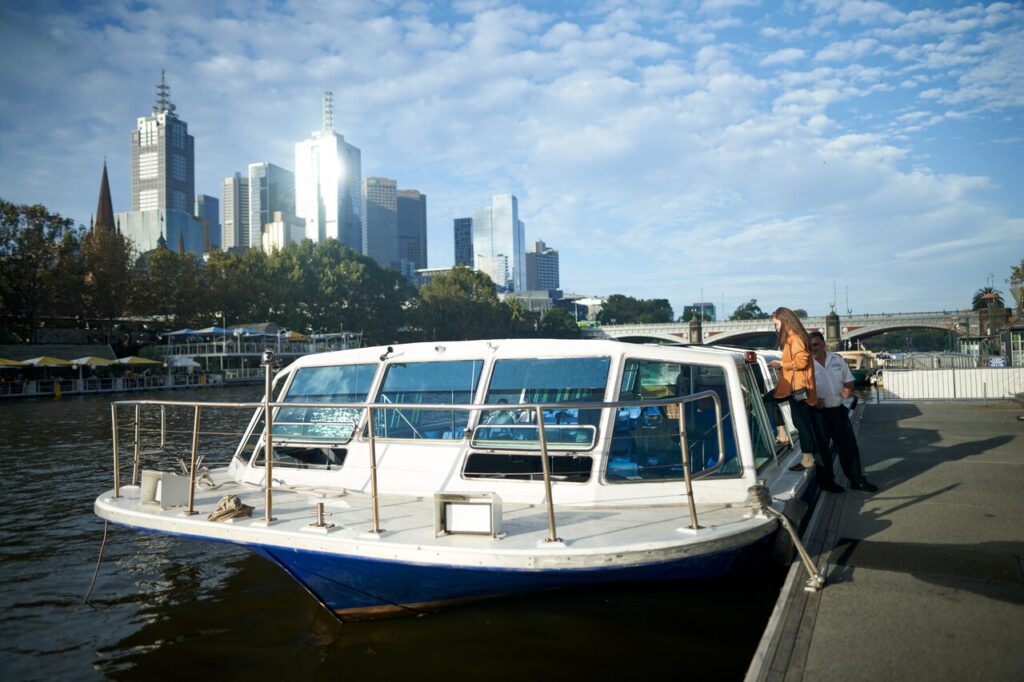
94 161 116 232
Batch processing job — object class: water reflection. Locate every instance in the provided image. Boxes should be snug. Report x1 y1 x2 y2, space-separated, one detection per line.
0 386 783 681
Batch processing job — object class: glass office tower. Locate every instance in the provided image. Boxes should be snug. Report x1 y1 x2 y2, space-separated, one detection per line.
472 194 526 292
294 91 362 250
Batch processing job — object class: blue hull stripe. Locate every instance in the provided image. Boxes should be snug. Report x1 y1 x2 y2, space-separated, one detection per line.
250 539 768 618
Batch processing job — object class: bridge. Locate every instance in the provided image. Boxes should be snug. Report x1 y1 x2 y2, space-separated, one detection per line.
583 310 983 346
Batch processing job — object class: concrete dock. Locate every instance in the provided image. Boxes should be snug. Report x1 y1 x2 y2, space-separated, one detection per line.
748 401 1024 681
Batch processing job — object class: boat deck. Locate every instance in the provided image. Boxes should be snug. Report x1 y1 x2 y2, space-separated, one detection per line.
748 400 1024 681
97 469 782 569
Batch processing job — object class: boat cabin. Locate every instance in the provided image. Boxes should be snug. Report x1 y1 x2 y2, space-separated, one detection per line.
227 339 785 506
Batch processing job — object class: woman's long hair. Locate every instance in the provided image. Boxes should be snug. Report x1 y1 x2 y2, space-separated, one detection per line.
772 307 811 352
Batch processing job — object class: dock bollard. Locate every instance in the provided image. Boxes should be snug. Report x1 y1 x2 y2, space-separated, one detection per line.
310 502 334 529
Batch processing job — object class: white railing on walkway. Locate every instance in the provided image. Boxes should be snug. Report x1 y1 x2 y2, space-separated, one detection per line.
877 367 1024 401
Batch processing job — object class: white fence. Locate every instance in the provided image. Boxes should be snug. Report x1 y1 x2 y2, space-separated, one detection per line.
876 367 1024 401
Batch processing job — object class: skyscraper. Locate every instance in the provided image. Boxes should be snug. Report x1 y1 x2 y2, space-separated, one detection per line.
526 240 559 291
453 217 473 267
472 194 526 292
248 162 295 250
294 90 363 250
194 194 220 251
118 71 204 255
130 70 194 214
362 177 398 268
222 172 249 251
397 189 427 270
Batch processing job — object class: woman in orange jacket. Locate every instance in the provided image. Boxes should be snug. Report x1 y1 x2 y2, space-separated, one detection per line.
770 307 842 492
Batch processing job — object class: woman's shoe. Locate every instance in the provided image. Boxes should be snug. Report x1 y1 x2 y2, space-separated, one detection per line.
788 463 806 472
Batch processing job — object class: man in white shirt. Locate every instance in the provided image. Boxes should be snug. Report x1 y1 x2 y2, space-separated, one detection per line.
810 331 878 493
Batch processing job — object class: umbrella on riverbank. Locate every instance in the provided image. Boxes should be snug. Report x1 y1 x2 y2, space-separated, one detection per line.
22 356 74 367
116 356 162 365
71 356 115 367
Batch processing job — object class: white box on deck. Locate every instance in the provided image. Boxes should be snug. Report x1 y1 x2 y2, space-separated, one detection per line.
434 492 503 537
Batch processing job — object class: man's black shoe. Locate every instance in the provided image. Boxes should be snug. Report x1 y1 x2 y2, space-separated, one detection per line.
850 481 879 493
788 463 807 472
821 482 845 493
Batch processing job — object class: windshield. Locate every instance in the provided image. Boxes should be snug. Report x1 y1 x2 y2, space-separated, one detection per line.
373 360 484 439
275 364 377 442
471 356 609 449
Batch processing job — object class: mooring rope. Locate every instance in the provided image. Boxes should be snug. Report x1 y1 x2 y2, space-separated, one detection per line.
82 520 109 604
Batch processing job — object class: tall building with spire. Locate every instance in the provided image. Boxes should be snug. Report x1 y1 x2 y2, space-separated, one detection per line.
130 70 195 213
294 89 363 250
117 71 204 255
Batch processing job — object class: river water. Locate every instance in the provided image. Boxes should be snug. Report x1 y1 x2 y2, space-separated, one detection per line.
0 386 784 681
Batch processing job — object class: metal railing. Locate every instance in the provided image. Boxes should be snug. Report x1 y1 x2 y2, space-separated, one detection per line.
108 387 728 540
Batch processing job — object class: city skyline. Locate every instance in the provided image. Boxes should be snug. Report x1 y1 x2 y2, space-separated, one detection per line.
1 1 1022 317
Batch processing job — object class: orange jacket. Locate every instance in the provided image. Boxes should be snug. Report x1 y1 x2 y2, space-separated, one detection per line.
773 330 817 404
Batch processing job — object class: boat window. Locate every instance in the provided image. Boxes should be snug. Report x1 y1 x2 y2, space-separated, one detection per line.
255 445 348 470
463 452 593 482
373 360 483 439
275 364 377 443
606 359 740 482
472 356 609 450
738 367 776 469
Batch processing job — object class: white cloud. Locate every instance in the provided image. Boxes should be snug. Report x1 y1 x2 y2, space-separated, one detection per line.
0 0 1021 318
760 47 805 66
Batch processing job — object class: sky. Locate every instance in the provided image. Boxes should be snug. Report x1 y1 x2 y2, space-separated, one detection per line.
1 0 1022 319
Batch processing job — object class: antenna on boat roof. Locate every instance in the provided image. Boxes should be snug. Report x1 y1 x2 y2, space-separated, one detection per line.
845 286 852 316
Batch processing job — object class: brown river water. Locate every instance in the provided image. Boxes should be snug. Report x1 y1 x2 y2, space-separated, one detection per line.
0 385 784 681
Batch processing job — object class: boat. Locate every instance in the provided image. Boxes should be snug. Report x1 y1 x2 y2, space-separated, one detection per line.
837 350 878 386
94 339 822 620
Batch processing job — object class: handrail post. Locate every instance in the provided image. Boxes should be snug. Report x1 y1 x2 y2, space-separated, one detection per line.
536 405 561 543
132 404 141 486
367 405 382 533
677 399 700 529
185 405 201 515
262 352 275 523
111 404 120 498
160 404 167 449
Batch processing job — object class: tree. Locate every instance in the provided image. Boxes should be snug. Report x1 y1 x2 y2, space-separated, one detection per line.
505 297 529 337
81 221 134 330
597 295 673 325
537 308 581 338
637 298 673 324
971 286 1005 310
129 244 180 324
729 298 770 320
0 199 76 340
1010 257 1023 282
794 308 808 319
413 266 506 340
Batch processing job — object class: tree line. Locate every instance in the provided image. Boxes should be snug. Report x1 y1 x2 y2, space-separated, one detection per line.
0 199 583 345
